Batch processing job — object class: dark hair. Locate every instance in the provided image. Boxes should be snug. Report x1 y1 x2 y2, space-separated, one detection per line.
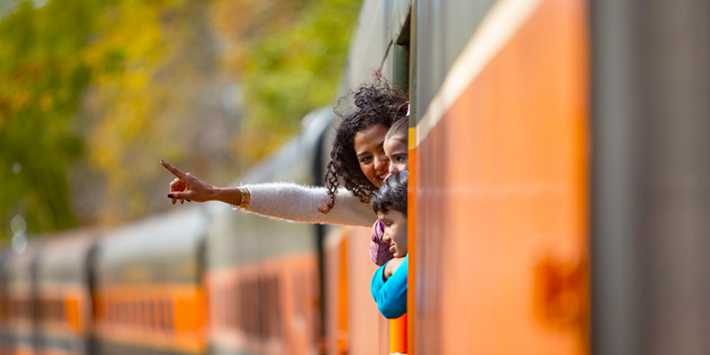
372 170 408 217
321 78 408 213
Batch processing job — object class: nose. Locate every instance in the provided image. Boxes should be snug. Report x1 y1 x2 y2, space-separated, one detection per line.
374 154 389 175
387 163 400 179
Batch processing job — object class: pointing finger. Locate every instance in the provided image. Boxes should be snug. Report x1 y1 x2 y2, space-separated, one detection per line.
168 191 195 200
161 160 187 179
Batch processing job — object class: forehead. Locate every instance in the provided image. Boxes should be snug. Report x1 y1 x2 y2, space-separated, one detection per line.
384 136 407 153
377 209 405 220
354 124 388 152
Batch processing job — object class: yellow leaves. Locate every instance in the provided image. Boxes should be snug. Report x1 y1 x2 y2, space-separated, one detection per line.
80 0 186 223
12 90 31 109
84 1 169 85
219 0 362 165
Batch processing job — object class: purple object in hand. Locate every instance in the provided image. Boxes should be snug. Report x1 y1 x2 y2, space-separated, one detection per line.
369 219 394 266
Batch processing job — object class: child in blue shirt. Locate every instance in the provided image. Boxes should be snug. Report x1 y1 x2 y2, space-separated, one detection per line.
370 170 408 319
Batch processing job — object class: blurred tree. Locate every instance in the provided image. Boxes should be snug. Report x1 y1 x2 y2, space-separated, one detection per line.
76 0 244 226
0 0 103 241
213 0 362 162
0 0 362 242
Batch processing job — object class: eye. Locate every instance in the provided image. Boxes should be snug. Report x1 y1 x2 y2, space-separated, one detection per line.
359 155 373 164
393 154 407 163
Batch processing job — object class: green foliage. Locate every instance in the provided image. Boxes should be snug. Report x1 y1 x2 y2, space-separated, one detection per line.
237 0 362 162
0 0 189 240
0 0 363 242
0 0 103 241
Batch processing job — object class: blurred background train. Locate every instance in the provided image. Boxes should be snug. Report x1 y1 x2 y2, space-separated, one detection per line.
1 0 709 355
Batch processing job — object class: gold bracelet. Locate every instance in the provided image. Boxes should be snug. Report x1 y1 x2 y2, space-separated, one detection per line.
239 186 251 208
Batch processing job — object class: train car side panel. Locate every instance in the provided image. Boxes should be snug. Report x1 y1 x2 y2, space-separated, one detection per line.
413 1 589 354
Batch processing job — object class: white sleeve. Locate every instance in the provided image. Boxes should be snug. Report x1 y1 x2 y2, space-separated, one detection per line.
238 182 375 227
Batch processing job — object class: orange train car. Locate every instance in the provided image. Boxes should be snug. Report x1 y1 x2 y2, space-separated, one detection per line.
0 252 8 354
93 209 208 355
408 0 710 354
35 231 98 355
1 242 41 355
204 110 331 355
410 0 589 353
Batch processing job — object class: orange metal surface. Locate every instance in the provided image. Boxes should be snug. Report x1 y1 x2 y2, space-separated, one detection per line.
64 295 83 334
389 315 407 353
95 284 207 353
344 227 390 355
407 127 417 355
413 0 589 354
324 229 349 355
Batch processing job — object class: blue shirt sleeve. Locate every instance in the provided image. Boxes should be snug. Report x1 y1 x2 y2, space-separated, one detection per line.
370 256 408 319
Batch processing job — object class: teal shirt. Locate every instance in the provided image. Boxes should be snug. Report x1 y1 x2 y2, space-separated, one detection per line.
370 255 408 319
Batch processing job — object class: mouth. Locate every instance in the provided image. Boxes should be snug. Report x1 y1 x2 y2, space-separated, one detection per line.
388 244 396 254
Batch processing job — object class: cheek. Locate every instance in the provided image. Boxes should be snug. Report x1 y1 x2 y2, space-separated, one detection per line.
393 226 407 244
359 162 374 178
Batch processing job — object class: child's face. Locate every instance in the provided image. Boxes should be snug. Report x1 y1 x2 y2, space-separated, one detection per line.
378 210 407 257
384 134 408 178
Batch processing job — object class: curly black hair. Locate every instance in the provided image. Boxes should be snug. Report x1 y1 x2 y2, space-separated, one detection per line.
372 170 408 217
320 78 408 213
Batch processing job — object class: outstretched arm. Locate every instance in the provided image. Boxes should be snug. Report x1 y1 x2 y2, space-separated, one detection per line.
162 160 374 227
243 183 374 226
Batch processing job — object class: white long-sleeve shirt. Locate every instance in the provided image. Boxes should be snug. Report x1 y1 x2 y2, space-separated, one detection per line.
240 183 375 227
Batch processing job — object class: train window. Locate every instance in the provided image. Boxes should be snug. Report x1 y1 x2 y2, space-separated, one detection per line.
124 301 129 324
152 300 159 330
141 300 145 326
109 302 120 322
239 277 258 338
229 283 238 329
239 279 251 336
18 298 25 319
159 300 165 330
140 300 146 327
162 299 174 332
56 298 64 322
229 282 239 329
158 299 165 331
149 300 154 329
159 300 166 330
260 277 270 338
267 275 282 338
147 300 152 328
134 301 140 325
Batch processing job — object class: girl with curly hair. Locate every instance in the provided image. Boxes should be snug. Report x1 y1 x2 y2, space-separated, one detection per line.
162 79 408 232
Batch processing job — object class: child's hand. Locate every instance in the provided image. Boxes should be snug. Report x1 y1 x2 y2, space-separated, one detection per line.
384 257 405 280
370 219 395 265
